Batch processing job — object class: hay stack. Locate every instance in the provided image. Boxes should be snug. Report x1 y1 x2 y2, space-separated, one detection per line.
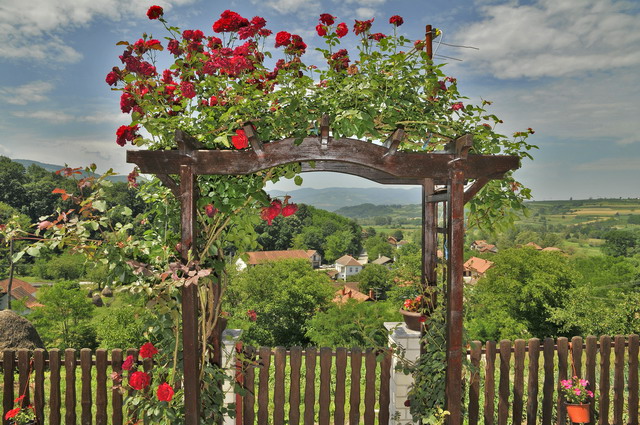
0 310 45 350
91 294 104 307
101 286 113 297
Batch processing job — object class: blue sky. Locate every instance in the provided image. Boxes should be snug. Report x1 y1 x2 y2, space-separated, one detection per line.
0 0 638 200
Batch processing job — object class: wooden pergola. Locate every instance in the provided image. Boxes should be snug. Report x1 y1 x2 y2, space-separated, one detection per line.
127 119 519 424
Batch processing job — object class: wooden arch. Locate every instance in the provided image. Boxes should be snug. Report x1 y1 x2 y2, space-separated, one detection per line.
127 119 520 425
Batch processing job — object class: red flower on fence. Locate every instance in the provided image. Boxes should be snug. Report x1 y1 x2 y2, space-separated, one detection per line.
122 355 135 371
156 382 175 402
129 371 151 390
140 342 159 359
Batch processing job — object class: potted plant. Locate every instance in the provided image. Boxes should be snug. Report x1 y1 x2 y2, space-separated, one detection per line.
4 395 36 425
560 376 595 423
400 294 429 331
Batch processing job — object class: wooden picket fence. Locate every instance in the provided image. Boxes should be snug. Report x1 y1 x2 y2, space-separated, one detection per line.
1 336 639 424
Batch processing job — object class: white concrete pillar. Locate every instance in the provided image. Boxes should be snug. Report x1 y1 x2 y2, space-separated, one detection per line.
385 322 421 424
221 329 243 425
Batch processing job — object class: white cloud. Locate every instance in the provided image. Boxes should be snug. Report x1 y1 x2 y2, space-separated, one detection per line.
0 0 198 64
573 157 640 172
355 8 376 19
11 110 75 123
0 81 54 105
453 0 640 79
252 0 320 15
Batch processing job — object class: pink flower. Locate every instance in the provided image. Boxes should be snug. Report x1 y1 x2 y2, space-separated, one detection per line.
146 5 163 20
451 102 464 111
122 355 135 371
139 342 158 359
389 15 404 26
573 388 582 396
231 129 248 149
37 221 52 231
579 379 588 387
319 14 335 26
336 22 348 38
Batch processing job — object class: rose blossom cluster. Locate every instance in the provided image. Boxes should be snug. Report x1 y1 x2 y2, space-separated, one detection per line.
315 13 348 38
121 342 175 402
261 198 298 225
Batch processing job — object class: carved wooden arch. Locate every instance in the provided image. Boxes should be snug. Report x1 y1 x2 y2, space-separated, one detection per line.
127 117 520 425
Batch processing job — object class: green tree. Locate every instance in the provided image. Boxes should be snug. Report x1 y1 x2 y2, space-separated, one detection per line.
92 293 150 349
602 229 637 257
306 300 399 347
465 247 577 340
226 259 334 347
356 264 393 299
33 252 86 280
628 215 640 225
364 234 394 261
29 281 97 349
323 230 355 263
391 230 404 241
0 156 28 210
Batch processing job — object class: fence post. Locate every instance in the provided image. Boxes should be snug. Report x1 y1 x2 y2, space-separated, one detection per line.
221 329 243 425
385 322 421 424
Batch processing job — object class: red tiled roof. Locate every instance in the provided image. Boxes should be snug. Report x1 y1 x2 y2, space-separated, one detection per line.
525 242 543 250
332 284 372 303
335 255 362 267
245 250 314 265
0 278 37 295
542 247 562 252
464 257 494 275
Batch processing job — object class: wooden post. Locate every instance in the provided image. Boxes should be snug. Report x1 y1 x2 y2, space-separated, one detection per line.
445 159 465 424
422 178 438 295
180 163 200 425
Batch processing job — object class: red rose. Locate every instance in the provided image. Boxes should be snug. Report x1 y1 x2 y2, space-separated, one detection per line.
275 31 291 48
260 202 281 225
316 24 327 36
147 5 163 20
404 399 411 407
167 39 183 55
129 371 151 390
353 18 374 35
247 310 257 322
209 96 218 106
180 81 196 99
139 342 158 359
270 199 283 215
213 10 249 33
330 49 350 71
231 129 248 149
282 203 298 217
116 124 139 147
286 34 306 55
451 102 464 111
335 22 348 38
156 382 174 402
319 13 335 25
122 355 134 371
389 15 404 26
368 32 386 41
105 71 119 86
419 315 426 323
205 204 218 217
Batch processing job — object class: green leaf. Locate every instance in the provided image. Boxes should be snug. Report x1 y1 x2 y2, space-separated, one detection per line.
93 200 107 212
294 175 303 186
11 251 25 262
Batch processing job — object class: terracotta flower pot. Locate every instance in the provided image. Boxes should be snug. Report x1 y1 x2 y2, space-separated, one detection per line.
399 309 424 332
566 403 590 423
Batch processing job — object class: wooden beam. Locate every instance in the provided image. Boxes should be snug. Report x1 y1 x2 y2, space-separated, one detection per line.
320 114 330 150
179 164 200 425
454 134 473 159
300 162 425 185
176 129 204 152
445 161 465 425
127 137 519 181
156 174 180 198
382 125 405 157
243 122 264 154
463 177 490 204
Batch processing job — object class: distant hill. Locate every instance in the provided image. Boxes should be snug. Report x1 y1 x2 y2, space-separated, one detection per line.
267 187 422 211
12 159 129 183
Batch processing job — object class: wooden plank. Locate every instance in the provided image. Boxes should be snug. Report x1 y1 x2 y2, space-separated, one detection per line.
599 336 611 425
334 348 347 425
526 338 540 425
65 348 77 425
629 335 639 425
468 342 481 425
242 346 256 425
319 347 332 425
127 139 520 181
363 349 376 425
571 336 583 378
349 348 362 425
556 337 568 425
498 340 511 425
33 349 46 425
513 339 525 425
304 348 317 425
17 349 30 407
288 347 302 425
110 350 123 425
613 335 625 424
95 349 108 425
257 347 271 425
3 350 15 425
80 349 92 425
585 336 597 425
378 349 392 425
273 347 286 425
484 341 497 425
49 349 61 425
541 338 554 425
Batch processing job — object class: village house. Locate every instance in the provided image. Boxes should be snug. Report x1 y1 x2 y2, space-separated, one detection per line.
0 278 42 312
371 255 393 268
524 242 543 250
334 255 364 281
463 257 494 284
470 240 498 253
235 249 322 271
332 282 374 304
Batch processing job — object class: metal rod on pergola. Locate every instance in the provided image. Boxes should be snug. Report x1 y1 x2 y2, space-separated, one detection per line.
126 117 520 425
